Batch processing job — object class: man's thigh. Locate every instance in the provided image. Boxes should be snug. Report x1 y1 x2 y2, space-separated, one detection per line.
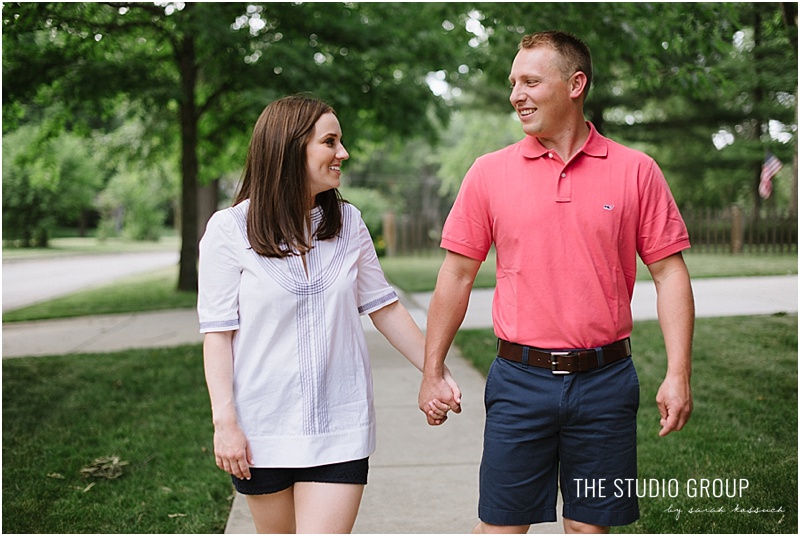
479 358 563 526
559 358 640 527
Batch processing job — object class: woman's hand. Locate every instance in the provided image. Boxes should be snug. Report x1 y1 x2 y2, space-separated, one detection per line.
426 399 451 424
214 421 254 480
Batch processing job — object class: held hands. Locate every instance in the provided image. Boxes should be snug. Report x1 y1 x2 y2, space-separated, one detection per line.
656 374 693 437
426 398 451 425
419 367 462 426
213 421 254 480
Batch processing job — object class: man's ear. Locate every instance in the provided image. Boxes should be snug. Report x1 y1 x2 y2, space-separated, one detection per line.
569 71 588 100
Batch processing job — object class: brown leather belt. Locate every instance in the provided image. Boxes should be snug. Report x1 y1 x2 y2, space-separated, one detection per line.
496 338 631 375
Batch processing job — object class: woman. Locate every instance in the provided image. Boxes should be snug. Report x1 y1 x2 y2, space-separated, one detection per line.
198 95 460 533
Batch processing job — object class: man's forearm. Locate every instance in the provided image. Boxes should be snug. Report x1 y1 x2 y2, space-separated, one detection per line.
655 265 694 379
649 253 695 436
424 279 472 376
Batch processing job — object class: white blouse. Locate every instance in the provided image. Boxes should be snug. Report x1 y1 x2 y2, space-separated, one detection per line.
197 200 397 467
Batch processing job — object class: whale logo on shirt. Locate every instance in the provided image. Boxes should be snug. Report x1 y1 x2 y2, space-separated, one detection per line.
603 204 615 211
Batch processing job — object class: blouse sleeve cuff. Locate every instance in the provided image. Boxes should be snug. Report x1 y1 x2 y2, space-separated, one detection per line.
199 319 240 333
358 290 398 316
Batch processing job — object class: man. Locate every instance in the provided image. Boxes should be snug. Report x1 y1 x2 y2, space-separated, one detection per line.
418 31 694 534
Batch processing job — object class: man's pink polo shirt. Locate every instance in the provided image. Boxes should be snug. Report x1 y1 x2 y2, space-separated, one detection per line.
441 122 690 349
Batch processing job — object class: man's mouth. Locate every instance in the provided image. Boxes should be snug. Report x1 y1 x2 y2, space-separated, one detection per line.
519 108 535 117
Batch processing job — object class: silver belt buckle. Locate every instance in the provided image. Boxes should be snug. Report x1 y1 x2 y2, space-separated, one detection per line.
550 351 573 375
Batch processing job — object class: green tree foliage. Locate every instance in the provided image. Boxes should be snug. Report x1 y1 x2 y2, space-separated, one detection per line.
4 2 796 262
3 1 473 290
339 186 392 254
96 168 173 241
434 109 523 197
600 3 797 211
3 125 102 246
90 109 180 241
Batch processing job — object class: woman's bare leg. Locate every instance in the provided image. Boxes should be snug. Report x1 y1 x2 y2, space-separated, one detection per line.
245 487 296 534
293 482 364 534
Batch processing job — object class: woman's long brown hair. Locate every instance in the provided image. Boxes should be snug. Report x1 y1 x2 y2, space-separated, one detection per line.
233 95 343 257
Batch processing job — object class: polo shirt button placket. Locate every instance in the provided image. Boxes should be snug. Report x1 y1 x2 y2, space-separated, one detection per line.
556 169 572 203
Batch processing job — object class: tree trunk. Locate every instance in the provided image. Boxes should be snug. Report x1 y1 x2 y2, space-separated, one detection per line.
177 34 200 292
751 9 763 218
781 3 797 215
791 139 798 216
197 178 220 237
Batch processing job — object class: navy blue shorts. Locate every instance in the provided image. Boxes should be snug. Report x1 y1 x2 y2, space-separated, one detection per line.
232 457 369 495
479 356 640 527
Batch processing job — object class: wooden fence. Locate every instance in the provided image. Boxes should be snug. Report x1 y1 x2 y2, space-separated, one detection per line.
682 205 797 254
384 205 798 256
384 213 441 256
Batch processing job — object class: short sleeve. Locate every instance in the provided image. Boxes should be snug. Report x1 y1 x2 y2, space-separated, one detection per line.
197 209 242 332
440 158 493 261
352 209 398 315
637 160 691 265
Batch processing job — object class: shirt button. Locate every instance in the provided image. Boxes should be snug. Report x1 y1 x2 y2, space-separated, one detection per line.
548 152 554 158
561 172 567 178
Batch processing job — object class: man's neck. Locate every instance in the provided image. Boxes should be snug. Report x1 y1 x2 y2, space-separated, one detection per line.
537 120 590 163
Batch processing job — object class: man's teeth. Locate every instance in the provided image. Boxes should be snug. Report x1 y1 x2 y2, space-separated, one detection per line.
330 166 340 171
520 109 534 116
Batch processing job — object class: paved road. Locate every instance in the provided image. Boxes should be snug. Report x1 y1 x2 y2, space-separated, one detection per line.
2 251 179 312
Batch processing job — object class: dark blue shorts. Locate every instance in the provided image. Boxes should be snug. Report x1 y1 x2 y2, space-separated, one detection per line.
232 457 369 495
479 356 640 527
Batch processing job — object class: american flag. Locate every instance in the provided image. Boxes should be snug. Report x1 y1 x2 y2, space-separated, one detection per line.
759 152 783 199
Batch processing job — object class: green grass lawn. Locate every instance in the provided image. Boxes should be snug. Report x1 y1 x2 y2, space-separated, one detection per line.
455 314 798 534
2 345 232 534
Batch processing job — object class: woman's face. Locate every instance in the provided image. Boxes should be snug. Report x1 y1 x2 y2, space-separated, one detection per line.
306 112 349 203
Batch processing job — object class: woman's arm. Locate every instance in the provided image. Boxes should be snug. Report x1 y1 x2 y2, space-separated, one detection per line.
203 331 253 480
368 301 426 370
369 301 459 423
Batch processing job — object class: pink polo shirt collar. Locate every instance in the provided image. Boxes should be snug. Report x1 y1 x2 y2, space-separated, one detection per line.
519 122 609 161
